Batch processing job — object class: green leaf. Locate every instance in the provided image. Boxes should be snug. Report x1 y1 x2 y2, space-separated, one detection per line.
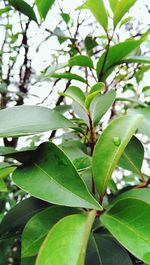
12 142 101 210
60 86 86 107
83 0 108 31
96 35 148 80
86 233 133 265
113 0 138 28
60 12 70 24
92 115 143 196
36 211 96 265
0 179 7 192
119 16 132 27
118 136 144 175
84 36 98 56
0 197 49 238
22 206 81 257
73 102 89 125
49 72 87 84
35 0 55 19
89 82 105 94
90 90 116 126
21 256 36 265
101 189 150 264
8 0 37 22
68 55 94 68
0 106 72 138
85 83 105 109
128 107 150 137
0 167 16 180
121 56 150 64
109 0 118 13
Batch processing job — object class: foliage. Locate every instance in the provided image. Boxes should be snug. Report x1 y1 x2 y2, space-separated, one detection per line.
0 0 150 265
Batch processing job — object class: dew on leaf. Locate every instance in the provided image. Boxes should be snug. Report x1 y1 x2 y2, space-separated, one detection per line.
113 137 121 146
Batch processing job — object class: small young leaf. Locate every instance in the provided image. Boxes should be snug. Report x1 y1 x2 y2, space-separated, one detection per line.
101 189 150 264
36 211 96 265
68 55 94 68
60 86 86 107
92 115 143 196
12 142 101 210
35 0 55 19
8 0 37 22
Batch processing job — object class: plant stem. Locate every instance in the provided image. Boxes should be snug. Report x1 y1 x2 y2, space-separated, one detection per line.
88 113 96 195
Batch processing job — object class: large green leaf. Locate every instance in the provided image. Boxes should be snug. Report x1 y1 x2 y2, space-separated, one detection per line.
49 72 87 84
113 0 138 28
96 35 148 80
68 55 94 68
35 0 55 19
101 189 150 264
8 0 37 22
86 233 133 265
22 206 81 257
92 115 143 196
118 136 144 175
0 167 16 179
0 106 72 138
12 142 101 210
90 90 116 126
0 197 49 238
83 0 108 31
36 211 96 265
128 107 150 138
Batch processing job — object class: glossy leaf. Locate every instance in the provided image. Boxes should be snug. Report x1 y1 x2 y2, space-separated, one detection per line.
35 0 55 19
69 55 94 68
8 0 37 22
83 0 108 31
0 197 49 238
92 115 143 196
90 90 116 126
36 211 96 265
128 107 150 137
118 136 144 175
12 142 101 210
21 256 36 265
22 206 81 257
0 106 72 138
101 189 150 264
96 35 148 80
60 86 86 107
73 102 89 125
113 0 138 28
49 72 87 84
86 233 133 265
